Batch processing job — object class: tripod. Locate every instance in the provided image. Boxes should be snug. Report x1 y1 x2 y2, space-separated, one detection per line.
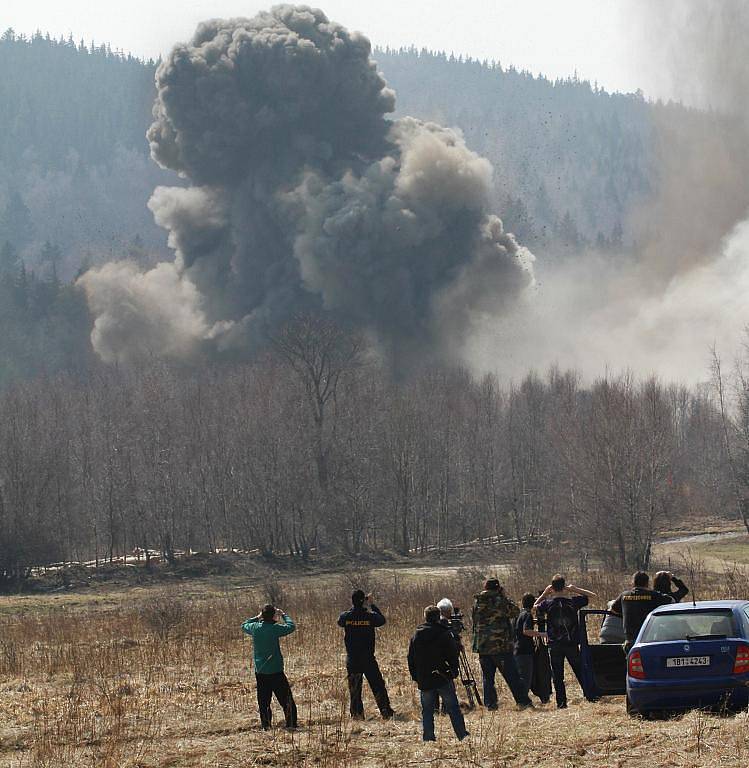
457 645 483 708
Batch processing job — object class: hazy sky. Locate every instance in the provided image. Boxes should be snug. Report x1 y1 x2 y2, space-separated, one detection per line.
4 0 671 99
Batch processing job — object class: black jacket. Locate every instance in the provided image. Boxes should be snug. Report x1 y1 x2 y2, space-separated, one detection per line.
407 621 459 691
611 588 674 643
664 577 689 603
337 604 385 661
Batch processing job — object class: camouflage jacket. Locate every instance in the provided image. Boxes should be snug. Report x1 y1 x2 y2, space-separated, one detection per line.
471 588 520 655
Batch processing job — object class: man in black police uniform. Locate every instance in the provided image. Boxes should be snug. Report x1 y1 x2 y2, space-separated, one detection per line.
611 571 675 652
337 589 394 720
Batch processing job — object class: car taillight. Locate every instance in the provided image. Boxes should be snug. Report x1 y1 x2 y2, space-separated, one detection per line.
628 650 645 679
733 644 749 674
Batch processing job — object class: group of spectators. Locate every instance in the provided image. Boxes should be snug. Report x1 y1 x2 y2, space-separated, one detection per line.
240 570 688 741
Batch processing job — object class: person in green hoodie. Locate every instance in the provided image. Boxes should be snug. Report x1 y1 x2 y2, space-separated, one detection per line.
242 604 298 729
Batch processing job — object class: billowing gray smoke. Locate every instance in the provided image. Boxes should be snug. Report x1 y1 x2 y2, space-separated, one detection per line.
469 0 749 384
79 5 533 368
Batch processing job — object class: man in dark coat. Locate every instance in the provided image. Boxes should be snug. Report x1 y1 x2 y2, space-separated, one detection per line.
611 571 675 652
408 605 469 742
337 590 394 719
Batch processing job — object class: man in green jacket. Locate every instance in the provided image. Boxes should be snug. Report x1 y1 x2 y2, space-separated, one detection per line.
242 604 298 729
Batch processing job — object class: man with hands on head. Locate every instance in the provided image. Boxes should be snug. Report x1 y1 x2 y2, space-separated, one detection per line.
338 589 395 720
534 574 596 709
653 570 689 603
241 604 298 730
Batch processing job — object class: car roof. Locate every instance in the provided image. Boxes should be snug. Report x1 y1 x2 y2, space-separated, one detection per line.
651 600 749 614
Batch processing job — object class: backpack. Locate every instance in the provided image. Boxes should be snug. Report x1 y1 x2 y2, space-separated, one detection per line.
546 598 578 641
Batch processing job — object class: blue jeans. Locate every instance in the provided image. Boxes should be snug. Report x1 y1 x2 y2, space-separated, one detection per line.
479 652 532 707
419 680 467 741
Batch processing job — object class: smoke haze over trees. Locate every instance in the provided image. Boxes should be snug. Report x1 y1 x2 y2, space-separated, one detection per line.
2 17 747 381
1 4 749 576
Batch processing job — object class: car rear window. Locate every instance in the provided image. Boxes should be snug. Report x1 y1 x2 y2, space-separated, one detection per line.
639 610 736 643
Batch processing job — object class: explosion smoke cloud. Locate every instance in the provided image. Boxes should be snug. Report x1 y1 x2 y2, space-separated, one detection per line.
80 4 533 368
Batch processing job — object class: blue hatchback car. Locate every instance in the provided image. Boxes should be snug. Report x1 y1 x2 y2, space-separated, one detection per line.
626 600 749 715
579 601 749 716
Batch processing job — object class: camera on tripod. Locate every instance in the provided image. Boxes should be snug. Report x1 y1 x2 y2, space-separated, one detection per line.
449 607 466 636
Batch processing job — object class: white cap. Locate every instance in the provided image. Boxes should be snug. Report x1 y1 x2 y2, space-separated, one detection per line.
437 598 453 617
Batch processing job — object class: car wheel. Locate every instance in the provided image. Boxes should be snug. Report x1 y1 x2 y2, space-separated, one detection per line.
625 695 639 718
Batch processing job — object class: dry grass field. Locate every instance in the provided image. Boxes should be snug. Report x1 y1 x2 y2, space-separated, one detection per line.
1 553 749 768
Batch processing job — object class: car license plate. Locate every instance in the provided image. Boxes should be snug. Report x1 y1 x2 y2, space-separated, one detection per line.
666 656 710 667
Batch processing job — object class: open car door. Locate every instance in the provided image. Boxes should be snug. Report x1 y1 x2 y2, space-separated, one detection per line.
579 609 626 700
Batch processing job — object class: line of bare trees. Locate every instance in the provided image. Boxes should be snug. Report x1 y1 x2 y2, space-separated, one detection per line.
0 316 740 583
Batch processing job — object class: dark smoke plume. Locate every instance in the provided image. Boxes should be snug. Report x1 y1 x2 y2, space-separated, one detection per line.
79 5 534 367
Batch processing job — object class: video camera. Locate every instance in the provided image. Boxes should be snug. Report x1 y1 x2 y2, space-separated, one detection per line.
449 607 466 636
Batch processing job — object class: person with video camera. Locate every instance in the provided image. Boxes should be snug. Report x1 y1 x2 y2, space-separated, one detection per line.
534 574 595 709
434 599 462 712
241 604 298 730
337 589 395 720
436 597 484 709
408 605 469 742
438 598 465 638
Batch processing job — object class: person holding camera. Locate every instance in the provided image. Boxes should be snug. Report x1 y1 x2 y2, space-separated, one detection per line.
408 605 469 742
514 593 548 702
337 589 394 720
653 571 689 603
437 598 465 639
241 604 298 730
434 598 463 713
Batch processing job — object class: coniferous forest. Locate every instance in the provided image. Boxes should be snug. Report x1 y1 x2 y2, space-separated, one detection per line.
0 28 747 580
0 30 733 384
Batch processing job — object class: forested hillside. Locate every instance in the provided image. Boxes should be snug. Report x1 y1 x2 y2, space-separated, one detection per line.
0 29 172 274
0 29 729 387
377 47 652 251
0 29 684 273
